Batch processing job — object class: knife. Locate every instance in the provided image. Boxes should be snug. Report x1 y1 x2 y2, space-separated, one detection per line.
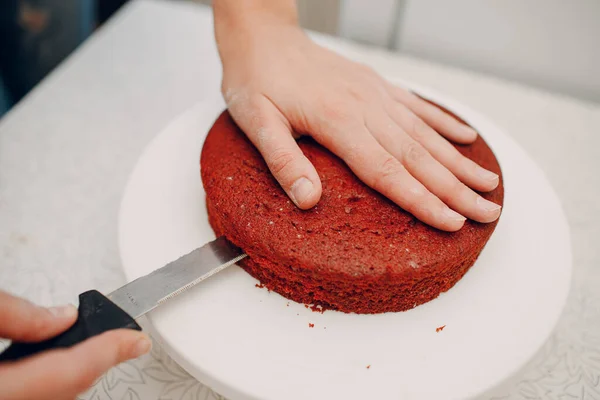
0 237 246 362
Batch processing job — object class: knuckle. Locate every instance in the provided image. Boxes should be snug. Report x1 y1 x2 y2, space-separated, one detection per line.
255 126 274 147
410 115 431 139
402 141 428 165
440 179 466 204
220 81 230 99
224 90 262 124
453 150 470 169
428 104 448 122
268 149 297 176
114 333 137 362
372 156 404 192
221 85 245 107
450 178 467 197
414 202 435 221
408 195 438 221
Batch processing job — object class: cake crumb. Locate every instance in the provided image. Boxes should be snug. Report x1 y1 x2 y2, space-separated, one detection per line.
255 283 266 289
286 302 290 307
436 325 446 333
310 304 325 313
308 323 314 328
304 304 309 309
366 365 371 369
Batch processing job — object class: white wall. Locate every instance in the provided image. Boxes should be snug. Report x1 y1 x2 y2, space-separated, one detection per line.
395 0 600 102
338 0 399 46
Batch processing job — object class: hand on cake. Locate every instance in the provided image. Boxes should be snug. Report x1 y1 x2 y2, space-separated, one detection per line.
213 0 501 232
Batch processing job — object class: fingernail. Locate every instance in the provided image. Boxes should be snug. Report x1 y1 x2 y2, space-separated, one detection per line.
443 207 466 222
290 177 314 207
477 197 502 212
48 304 77 319
132 336 152 358
476 166 499 182
461 125 478 138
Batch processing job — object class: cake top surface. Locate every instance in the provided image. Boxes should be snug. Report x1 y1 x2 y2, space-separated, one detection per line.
201 111 504 277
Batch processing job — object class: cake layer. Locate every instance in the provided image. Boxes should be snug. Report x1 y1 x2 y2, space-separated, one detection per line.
200 104 503 314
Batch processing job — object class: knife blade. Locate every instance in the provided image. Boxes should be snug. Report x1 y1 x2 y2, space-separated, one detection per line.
108 236 246 319
0 237 246 362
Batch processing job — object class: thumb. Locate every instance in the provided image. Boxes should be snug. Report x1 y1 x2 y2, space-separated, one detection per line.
0 329 151 400
226 91 322 209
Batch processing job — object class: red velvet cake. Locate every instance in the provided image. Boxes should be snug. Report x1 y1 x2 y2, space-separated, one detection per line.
200 103 504 314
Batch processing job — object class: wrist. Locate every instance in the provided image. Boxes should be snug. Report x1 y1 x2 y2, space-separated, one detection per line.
213 0 299 37
213 0 300 54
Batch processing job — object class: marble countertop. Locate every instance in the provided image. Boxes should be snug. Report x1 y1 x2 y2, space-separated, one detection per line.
1 0 598 399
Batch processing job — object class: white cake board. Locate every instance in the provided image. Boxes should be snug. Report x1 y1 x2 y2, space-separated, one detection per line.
119 83 571 400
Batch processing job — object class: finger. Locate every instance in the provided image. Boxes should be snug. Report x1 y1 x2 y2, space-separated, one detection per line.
368 115 501 223
386 102 499 192
0 291 77 342
387 85 478 144
226 90 322 209
0 329 151 400
313 120 466 231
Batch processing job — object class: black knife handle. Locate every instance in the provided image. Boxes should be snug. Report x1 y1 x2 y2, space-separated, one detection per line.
0 290 141 362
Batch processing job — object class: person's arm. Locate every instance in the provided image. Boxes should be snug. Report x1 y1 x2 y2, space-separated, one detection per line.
0 291 151 400
212 0 501 232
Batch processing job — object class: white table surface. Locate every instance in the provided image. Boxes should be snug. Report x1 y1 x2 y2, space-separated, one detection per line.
0 0 598 399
